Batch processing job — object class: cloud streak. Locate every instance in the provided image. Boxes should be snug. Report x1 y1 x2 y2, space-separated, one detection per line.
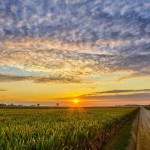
54 89 150 103
78 93 150 102
77 89 150 101
0 88 7 92
0 73 82 83
93 89 150 94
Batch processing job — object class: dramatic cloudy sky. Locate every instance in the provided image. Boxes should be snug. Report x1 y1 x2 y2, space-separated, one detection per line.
0 0 150 106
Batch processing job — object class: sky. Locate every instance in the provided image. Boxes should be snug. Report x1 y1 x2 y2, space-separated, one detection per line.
0 0 150 106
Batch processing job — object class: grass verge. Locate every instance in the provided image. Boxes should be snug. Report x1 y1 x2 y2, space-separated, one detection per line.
103 108 139 150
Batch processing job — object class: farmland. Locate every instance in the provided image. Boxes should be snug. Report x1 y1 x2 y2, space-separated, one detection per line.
0 107 138 150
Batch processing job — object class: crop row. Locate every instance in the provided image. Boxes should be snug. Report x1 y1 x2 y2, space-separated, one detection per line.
0 107 138 150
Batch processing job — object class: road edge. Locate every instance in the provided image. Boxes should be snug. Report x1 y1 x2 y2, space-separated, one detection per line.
127 108 140 150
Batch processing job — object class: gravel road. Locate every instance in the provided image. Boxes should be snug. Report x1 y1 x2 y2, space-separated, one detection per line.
136 107 150 150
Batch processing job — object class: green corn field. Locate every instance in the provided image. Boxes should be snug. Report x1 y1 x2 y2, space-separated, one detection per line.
0 107 138 150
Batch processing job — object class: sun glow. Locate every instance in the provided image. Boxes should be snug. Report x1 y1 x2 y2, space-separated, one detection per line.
73 99 79 104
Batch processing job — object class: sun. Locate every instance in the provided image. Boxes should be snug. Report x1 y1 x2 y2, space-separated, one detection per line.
73 99 79 104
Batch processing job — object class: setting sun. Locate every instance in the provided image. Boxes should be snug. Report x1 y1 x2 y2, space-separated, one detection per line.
73 99 79 104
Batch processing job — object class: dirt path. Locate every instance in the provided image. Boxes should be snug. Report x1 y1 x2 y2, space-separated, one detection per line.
136 107 150 150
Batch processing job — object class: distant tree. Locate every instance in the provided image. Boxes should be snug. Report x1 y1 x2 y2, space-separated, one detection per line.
0 103 6 107
10 103 14 106
37 104 40 107
56 103 59 107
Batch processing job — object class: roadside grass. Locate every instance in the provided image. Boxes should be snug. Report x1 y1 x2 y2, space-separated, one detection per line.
103 108 139 150
145 106 150 110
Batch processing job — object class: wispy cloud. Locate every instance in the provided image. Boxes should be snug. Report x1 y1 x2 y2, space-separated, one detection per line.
0 73 82 84
0 88 7 92
77 89 150 101
0 74 33 82
79 93 150 102
92 89 150 94
54 89 150 103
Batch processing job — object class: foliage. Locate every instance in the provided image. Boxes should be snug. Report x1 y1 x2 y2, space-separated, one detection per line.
103 108 138 150
0 107 137 150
